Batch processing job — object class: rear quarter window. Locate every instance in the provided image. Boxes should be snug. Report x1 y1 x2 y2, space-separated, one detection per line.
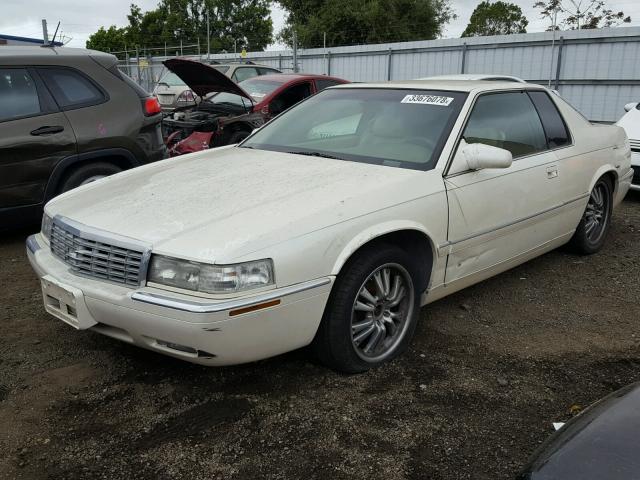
528 90 571 148
38 67 107 109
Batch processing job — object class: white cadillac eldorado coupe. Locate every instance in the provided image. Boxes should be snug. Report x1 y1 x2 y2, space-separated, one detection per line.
27 80 633 373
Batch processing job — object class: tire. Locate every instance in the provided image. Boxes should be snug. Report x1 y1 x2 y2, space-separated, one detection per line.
312 244 421 373
58 162 123 193
228 130 250 145
568 176 613 255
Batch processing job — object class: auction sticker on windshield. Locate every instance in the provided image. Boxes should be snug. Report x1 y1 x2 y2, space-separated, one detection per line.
401 94 454 106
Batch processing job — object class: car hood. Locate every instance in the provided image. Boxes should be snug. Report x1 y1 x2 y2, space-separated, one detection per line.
518 382 640 480
46 147 428 263
163 58 252 100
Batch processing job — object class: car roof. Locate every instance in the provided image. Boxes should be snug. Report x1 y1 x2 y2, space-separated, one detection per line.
214 62 279 68
0 46 113 61
246 73 346 83
331 79 546 93
421 74 527 83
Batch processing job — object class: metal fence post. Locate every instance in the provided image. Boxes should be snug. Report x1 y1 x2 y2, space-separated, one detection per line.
278 54 282 70
135 46 141 85
460 42 467 74
327 51 332 76
387 48 393 81
292 31 299 73
554 36 565 91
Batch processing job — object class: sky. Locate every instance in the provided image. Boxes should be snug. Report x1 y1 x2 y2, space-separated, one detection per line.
1 0 639 50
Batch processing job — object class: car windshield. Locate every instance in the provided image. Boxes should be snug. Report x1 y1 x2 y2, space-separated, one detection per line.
158 72 185 87
212 65 230 74
241 88 467 170
209 78 284 107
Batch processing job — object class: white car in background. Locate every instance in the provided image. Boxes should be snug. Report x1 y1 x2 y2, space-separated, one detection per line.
617 101 640 191
27 80 633 373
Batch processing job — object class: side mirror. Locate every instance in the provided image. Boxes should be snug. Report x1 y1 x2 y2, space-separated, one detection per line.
460 143 512 170
624 102 638 112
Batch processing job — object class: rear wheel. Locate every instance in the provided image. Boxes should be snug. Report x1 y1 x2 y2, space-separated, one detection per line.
568 176 613 254
312 245 421 373
58 162 123 193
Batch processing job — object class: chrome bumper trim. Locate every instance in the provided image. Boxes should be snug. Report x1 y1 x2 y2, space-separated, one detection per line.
26 234 41 254
131 277 333 314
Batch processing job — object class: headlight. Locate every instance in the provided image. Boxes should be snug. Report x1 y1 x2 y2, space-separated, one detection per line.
41 213 53 242
148 255 274 294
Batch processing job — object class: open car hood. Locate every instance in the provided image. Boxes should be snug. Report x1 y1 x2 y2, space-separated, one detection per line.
162 58 252 100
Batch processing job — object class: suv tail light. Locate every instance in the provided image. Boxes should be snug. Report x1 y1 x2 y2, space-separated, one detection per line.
143 97 162 116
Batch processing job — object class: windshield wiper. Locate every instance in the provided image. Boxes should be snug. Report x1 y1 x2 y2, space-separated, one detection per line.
287 150 345 160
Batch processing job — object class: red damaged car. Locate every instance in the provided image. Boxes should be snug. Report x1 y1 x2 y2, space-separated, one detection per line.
161 59 349 156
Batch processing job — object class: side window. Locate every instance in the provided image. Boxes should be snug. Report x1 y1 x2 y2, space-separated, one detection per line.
463 92 548 158
528 91 571 148
258 68 279 76
0 68 42 121
38 68 105 109
269 82 312 116
232 67 259 83
315 79 342 92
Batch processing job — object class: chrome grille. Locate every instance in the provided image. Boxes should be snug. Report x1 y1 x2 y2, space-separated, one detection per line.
630 139 640 152
50 221 145 286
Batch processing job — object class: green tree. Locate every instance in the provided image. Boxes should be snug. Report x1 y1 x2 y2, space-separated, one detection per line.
87 0 273 55
277 0 456 48
533 0 631 30
86 26 129 52
462 1 528 37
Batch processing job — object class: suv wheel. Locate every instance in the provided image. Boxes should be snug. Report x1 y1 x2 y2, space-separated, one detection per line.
312 244 421 373
59 162 123 193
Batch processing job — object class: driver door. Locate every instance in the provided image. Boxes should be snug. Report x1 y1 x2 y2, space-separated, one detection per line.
444 91 568 285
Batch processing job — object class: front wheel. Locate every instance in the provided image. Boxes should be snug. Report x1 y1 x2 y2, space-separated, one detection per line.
568 176 613 254
312 245 421 373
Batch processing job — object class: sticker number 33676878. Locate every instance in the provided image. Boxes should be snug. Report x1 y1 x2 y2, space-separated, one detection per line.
401 94 454 106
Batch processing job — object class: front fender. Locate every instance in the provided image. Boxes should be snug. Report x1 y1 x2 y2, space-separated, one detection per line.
330 220 438 276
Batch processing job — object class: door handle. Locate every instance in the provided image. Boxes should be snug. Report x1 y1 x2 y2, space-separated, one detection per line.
546 166 558 179
30 125 64 136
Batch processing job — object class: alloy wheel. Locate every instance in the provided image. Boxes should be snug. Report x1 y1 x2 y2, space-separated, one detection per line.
350 263 414 362
584 182 610 244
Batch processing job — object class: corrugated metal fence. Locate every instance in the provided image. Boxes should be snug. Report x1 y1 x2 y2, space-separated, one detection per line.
122 26 640 122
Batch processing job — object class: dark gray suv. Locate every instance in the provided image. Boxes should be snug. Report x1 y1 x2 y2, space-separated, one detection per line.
0 47 167 228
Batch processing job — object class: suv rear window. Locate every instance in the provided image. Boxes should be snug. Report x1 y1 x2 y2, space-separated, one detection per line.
0 68 41 121
39 67 106 109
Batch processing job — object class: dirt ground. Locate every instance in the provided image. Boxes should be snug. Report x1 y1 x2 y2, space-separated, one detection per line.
1 192 639 480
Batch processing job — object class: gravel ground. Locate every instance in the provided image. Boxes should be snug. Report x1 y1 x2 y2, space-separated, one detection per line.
1 191 639 480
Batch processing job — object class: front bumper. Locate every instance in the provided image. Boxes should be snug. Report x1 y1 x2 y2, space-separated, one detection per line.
27 234 334 366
